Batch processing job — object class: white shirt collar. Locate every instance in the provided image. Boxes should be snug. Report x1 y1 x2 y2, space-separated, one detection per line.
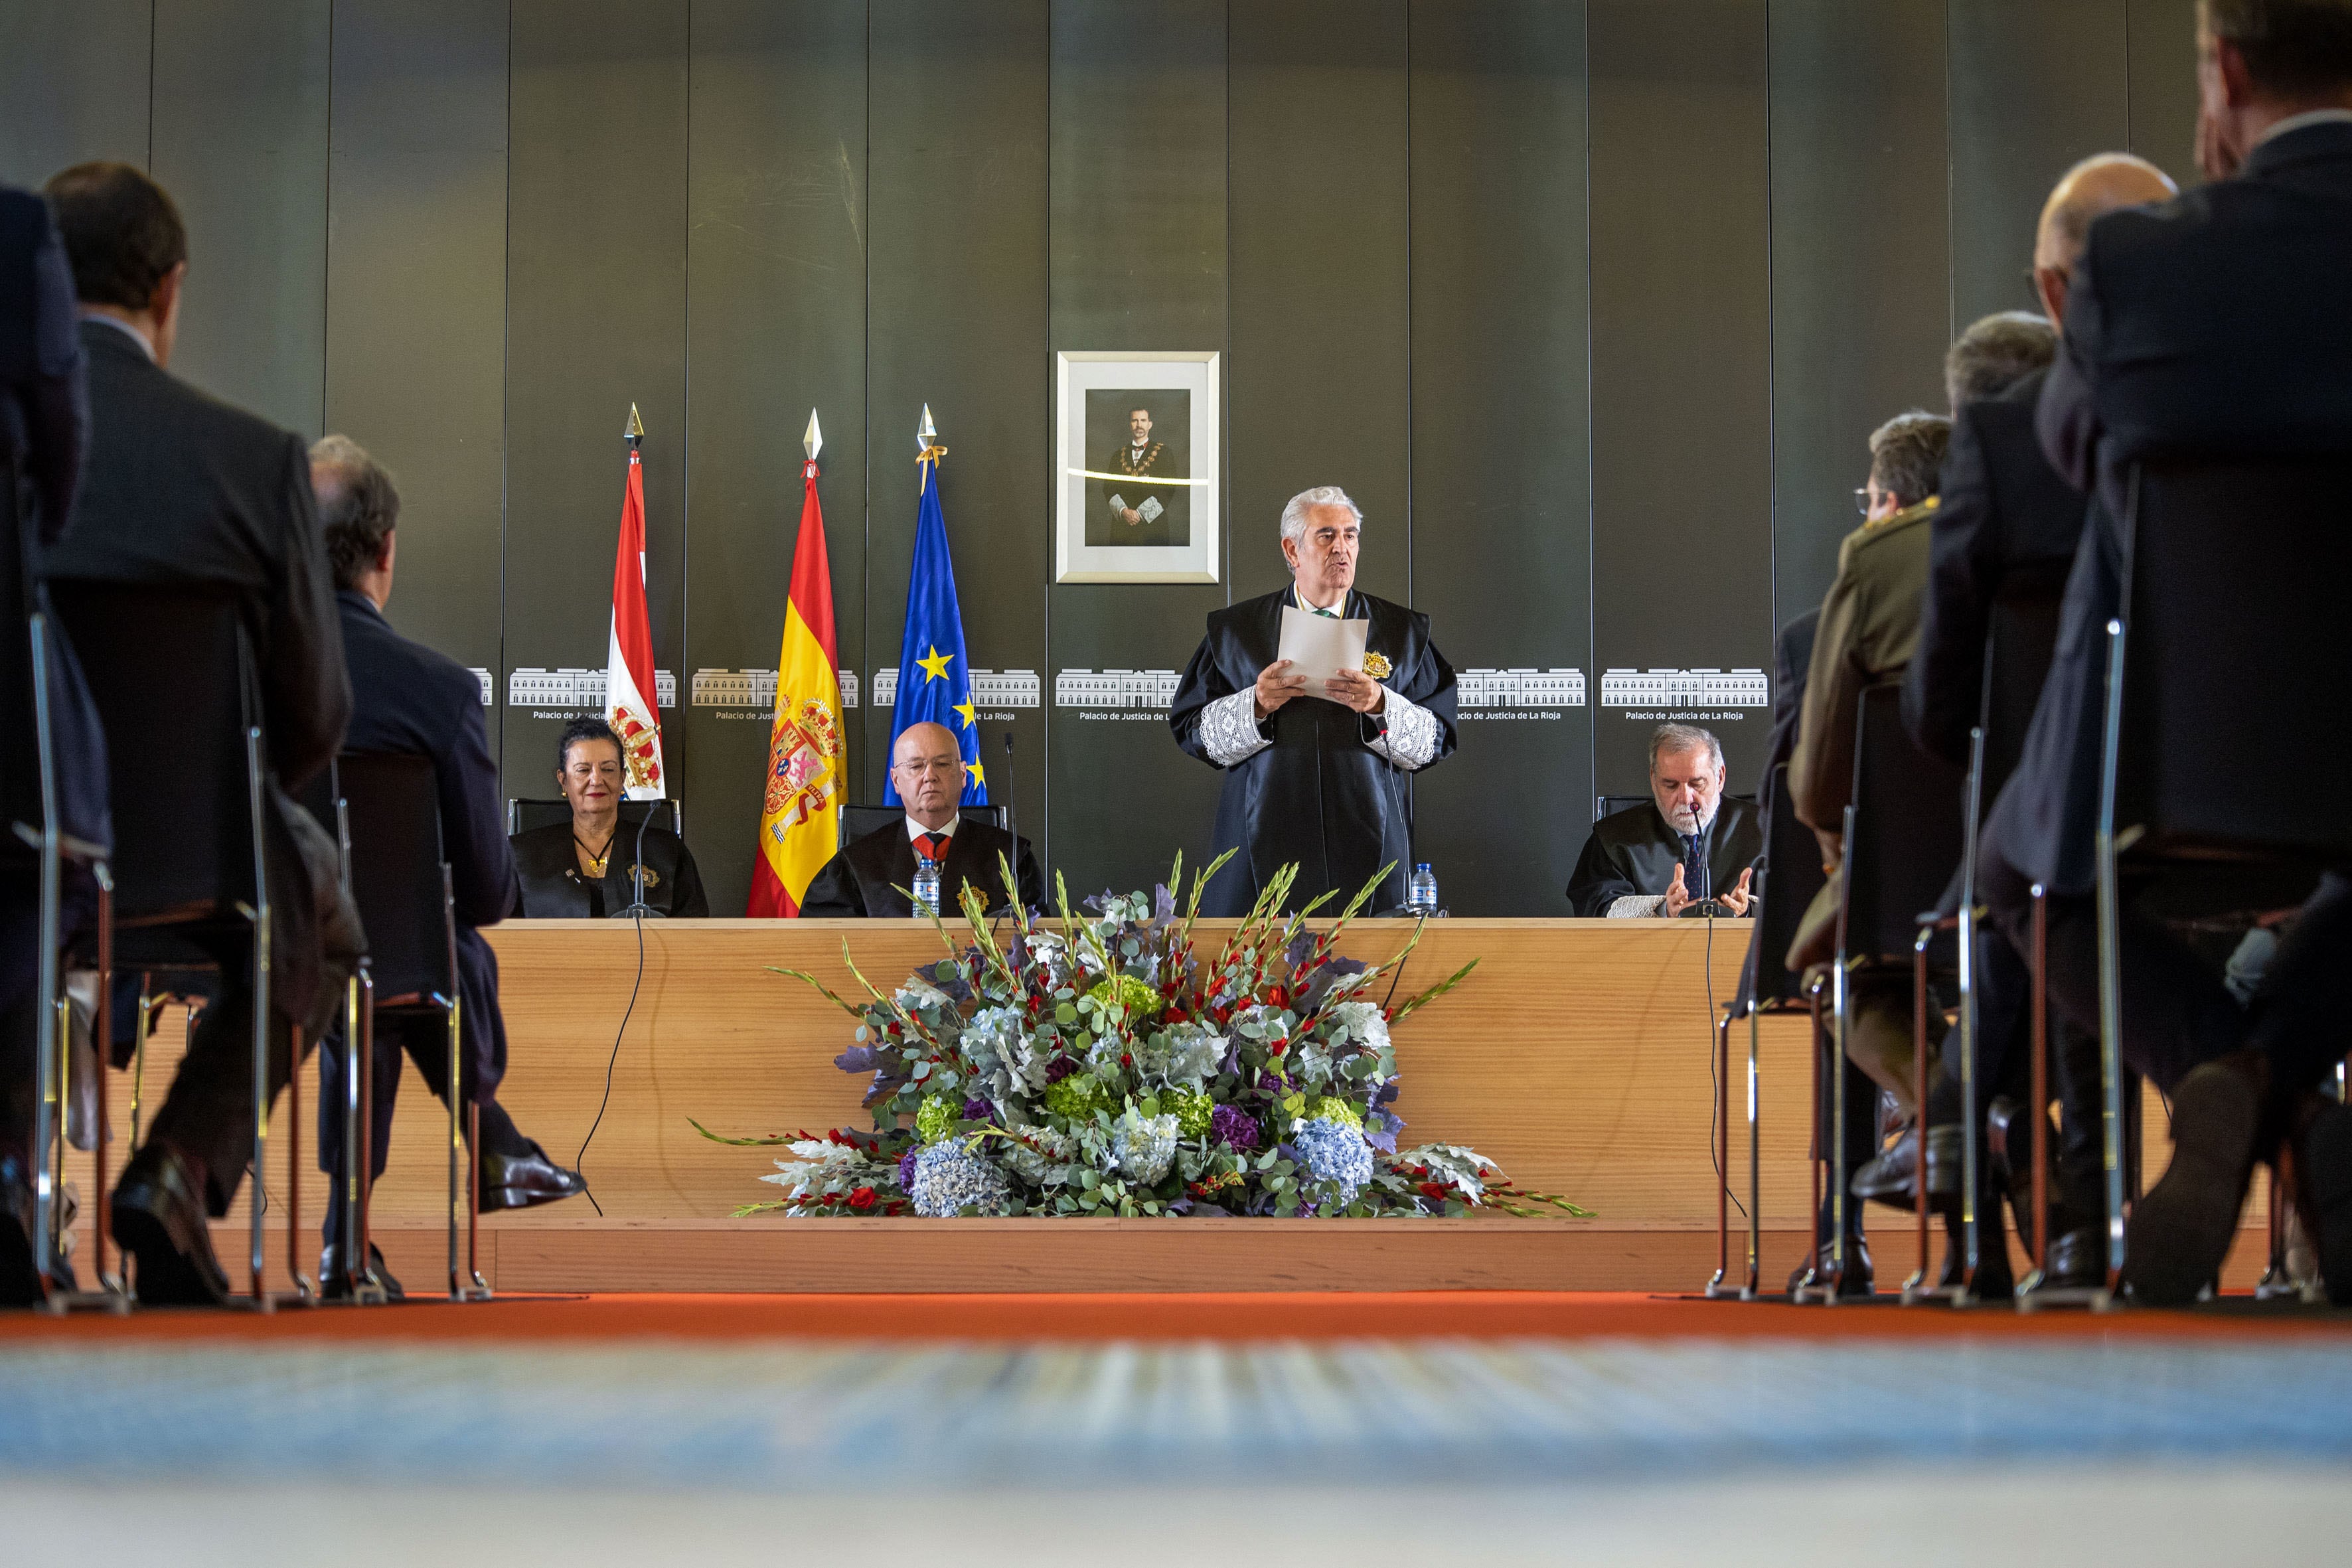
905 813 960 846
2258 108 2352 148
79 310 155 361
1289 582 1350 615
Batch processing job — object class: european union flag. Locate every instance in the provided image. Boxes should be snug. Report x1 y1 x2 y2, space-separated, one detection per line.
884 431 986 807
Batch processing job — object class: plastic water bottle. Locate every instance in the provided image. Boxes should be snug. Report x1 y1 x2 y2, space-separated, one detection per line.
912 855 943 916
1407 862 1439 917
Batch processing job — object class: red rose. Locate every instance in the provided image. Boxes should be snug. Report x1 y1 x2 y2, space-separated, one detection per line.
1121 1053 1133 1067
848 1186 877 1212
1417 1182 1449 1200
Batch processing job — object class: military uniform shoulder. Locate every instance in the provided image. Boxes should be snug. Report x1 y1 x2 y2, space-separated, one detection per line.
1850 496 1939 552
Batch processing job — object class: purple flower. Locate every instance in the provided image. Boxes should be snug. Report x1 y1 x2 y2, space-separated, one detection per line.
962 1095 994 1123
1045 1055 1081 1085
898 1148 919 1191
1210 1103 1261 1152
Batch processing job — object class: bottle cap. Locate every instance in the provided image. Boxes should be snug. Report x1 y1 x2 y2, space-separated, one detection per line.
1415 862 1431 872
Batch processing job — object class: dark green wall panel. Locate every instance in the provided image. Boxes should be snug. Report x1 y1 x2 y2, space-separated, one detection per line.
1045 0 1229 902
1588 0 1774 795
151 0 331 439
682 0 871 917
1767 0 1951 632
0 0 151 187
1947 0 2131 325
501 0 689 809
2127 0 2203 189
1229 0 1411 608
865 0 1052 872
1406 0 1593 913
325 0 507 686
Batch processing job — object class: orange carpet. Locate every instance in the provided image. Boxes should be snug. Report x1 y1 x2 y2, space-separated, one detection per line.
5 1290 2350 1346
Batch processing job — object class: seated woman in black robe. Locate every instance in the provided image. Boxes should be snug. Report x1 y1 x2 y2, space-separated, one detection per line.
511 717 710 918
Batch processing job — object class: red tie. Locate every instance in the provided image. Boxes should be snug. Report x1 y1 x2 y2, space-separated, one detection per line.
915 832 948 863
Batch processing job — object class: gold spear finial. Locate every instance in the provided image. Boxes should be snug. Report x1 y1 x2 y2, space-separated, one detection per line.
624 402 645 441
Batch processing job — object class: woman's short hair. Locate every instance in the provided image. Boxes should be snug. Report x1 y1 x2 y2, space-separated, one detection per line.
557 715 623 772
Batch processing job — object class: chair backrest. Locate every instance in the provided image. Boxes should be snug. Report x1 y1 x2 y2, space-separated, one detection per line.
507 796 684 840
0 457 34 836
340 750 454 1003
1742 763 1828 1009
2118 458 2352 866
1839 682 1966 965
48 582 255 924
1979 567 2066 807
838 801 1008 849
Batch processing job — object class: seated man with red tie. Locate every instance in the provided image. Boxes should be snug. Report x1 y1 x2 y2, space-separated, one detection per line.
799 721 1046 917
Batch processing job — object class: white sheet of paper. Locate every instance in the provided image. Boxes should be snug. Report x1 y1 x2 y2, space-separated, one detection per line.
1277 605 1371 690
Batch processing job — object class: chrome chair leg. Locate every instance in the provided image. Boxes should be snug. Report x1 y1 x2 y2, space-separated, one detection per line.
1706 1005 1733 1297
2092 619 2130 1306
1903 927 1936 1302
244 724 275 1314
284 1028 315 1306
1745 1000 1761 1299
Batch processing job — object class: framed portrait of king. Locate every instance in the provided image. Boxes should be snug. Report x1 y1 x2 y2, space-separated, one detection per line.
1054 351 1220 584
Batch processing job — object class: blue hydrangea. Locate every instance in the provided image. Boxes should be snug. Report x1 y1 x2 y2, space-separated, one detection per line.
1291 1115 1373 1206
907 1143 1016 1217
1111 1108 1178 1185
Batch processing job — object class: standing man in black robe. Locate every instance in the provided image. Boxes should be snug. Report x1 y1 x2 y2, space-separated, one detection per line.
1170 486 1456 916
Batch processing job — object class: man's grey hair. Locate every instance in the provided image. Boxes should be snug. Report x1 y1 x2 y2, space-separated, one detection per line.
1649 722 1724 774
310 433 400 593
1279 485 1364 549
1867 410 1952 510
1944 311 2057 410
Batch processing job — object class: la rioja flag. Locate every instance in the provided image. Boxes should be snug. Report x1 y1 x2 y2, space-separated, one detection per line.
747 412 847 916
607 404 665 799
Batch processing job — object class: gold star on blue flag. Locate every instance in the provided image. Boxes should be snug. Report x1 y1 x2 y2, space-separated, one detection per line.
885 427 986 807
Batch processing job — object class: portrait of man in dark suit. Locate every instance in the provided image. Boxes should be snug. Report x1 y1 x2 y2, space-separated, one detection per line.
1085 389 1190 548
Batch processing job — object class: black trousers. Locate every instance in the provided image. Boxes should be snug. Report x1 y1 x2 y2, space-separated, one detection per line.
1980 813 2352 1099
313 929 532 1243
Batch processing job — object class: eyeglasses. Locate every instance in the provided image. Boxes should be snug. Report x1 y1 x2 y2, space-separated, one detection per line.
1853 487 1872 516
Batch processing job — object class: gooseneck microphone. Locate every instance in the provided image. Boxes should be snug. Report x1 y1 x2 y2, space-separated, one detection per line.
1000 731 1016 847
614 797 670 919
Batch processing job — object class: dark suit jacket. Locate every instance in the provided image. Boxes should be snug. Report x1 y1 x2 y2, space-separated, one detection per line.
801 817 1045 919
2003 121 2352 895
512 819 709 919
43 319 352 1020
1901 364 2086 771
1756 607 1820 797
1565 797 1763 917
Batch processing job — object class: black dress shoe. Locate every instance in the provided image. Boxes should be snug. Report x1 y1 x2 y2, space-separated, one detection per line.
2123 1050 2265 1306
2035 1227 2106 1291
2288 1094 2352 1308
478 1144 586 1213
1788 1235 1873 1297
1851 1123 1960 1211
112 1145 232 1306
319 1241 405 1302
1935 1212 2014 1300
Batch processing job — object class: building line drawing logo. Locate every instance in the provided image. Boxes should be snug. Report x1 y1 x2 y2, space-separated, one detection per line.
690 668 862 710
1456 668 1587 710
506 667 679 710
1598 667 1770 708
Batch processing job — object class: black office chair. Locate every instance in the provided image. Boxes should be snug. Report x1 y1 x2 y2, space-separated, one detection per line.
1708 763 1828 1299
2092 458 2352 1304
1794 683 1966 1304
3 459 121 1310
344 751 488 1302
837 801 1008 849
507 797 684 840
50 582 303 1309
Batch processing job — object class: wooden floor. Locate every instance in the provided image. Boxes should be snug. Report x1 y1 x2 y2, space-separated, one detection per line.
79 915 2253 1294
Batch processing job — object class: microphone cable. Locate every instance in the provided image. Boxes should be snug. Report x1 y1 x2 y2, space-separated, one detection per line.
575 799 664 1216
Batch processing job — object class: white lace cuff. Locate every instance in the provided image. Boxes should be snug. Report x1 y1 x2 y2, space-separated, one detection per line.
1606 894 1667 919
1199 688 1271 766
1366 687 1439 770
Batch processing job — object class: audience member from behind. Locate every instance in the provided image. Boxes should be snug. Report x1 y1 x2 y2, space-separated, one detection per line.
0 183 110 1302
801 721 1046 917
311 437 582 1291
512 718 710 917
1972 0 2352 1305
1566 724 1760 918
38 161 360 1304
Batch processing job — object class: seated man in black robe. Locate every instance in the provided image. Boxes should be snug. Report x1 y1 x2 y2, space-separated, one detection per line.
309 437 582 1296
1170 486 1456 916
801 721 1045 917
1567 723 1761 917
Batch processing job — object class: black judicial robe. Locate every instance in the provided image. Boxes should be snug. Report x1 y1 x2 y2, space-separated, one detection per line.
1565 799 1764 917
799 818 1046 918
510 820 710 919
1170 587 1456 917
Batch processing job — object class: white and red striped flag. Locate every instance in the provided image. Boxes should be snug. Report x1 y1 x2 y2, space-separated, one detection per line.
606 404 665 799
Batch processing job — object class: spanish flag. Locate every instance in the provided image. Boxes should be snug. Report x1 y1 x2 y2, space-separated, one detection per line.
747 437 846 915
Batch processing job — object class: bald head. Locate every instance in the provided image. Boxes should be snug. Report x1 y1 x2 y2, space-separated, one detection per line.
891 722 967 828
2033 155 2179 329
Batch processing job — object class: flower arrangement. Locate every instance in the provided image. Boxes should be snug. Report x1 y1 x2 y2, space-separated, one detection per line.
695 853 1591 1221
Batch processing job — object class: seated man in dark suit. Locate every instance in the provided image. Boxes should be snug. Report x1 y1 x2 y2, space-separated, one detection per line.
40 162 361 1304
1567 723 1760 918
1976 1 2352 1304
310 436 582 1295
0 181 107 1302
802 722 1045 917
